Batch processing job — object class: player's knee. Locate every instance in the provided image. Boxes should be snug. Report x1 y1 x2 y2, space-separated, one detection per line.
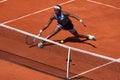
69 28 76 33
75 35 80 38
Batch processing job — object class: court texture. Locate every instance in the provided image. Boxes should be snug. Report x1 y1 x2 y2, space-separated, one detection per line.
0 0 120 80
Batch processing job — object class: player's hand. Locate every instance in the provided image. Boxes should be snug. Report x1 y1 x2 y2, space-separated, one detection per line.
79 19 86 27
79 19 83 23
39 30 43 36
39 30 43 33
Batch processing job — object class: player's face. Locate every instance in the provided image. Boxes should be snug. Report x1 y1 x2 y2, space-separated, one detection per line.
54 9 61 15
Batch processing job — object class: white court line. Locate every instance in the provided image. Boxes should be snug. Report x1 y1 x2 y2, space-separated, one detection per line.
87 0 120 10
1 0 75 24
69 58 120 79
0 0 7 3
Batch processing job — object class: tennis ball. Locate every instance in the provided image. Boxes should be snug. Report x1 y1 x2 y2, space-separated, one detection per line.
60 40 64 43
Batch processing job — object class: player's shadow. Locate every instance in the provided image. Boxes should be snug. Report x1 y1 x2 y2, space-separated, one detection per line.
46 36 96 48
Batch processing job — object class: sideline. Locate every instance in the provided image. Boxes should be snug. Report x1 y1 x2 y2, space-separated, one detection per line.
69 58 120 79
2 0 75 24
0 0 7 3
87 0 120 9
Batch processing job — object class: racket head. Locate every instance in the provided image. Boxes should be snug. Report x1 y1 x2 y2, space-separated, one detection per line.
25 35 35 45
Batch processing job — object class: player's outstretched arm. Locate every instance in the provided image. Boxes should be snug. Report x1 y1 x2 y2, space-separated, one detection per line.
39 15 54 34
63 11 86 27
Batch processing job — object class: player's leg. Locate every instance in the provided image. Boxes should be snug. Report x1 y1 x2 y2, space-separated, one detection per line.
63 21 89 39
69 28 87 38
47 28 61 39
69 28 96 40
38 24 62 48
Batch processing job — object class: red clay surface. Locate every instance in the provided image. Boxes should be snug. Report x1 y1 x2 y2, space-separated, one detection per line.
0 59 60 80
0 0 120 80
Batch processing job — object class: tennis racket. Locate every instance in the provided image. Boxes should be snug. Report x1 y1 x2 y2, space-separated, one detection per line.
25 33 42 45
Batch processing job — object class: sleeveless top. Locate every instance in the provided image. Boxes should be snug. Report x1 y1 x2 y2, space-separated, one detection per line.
53 11 70 26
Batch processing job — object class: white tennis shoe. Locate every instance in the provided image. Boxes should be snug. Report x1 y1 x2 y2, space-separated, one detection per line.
38 42 43 48
87 35 96 41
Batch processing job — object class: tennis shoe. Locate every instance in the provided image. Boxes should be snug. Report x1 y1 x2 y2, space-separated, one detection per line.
87 35 96 41
38 42 43 48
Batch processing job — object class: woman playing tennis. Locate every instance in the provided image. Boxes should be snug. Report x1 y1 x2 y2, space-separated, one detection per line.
38 5 96 48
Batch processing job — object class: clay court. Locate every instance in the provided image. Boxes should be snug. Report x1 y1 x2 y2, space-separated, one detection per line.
0 0 120 80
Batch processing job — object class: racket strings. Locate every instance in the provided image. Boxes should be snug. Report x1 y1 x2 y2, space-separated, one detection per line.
25 33 42 45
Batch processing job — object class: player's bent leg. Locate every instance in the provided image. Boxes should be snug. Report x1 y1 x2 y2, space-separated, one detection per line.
46 27 61 39
38 27 61 48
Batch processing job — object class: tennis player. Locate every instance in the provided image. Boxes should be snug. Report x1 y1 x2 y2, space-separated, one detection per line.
38 5 96 48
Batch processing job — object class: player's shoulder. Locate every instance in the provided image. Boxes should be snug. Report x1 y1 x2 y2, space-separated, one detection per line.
62 11 70 16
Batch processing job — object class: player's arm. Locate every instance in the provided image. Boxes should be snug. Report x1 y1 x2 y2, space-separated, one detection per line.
39 15 55 33
63 11 86 27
